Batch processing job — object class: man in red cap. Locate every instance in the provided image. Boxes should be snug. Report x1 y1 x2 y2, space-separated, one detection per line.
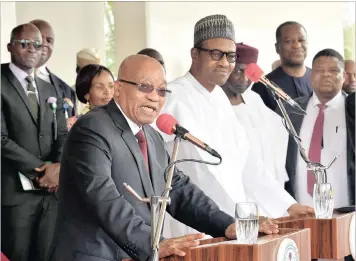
222 43 292 212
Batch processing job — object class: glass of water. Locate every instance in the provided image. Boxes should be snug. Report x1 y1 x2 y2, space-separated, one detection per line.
313 183 334 219
235 202 259 244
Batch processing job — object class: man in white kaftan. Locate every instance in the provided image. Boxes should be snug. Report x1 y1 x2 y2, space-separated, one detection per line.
158 15 313 238
222 43 289 188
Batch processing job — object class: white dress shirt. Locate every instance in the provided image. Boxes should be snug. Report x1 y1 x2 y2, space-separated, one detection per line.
115 101 141 137
296 91 349 208
36 65 51 84
9 63 39 102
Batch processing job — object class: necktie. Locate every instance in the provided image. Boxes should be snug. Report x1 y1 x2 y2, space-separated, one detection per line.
136 129 150 172
25 76 39 122
307 104 325 196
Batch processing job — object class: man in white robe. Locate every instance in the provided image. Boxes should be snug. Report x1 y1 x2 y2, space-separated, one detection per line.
221 43 289 188
159 15 314 238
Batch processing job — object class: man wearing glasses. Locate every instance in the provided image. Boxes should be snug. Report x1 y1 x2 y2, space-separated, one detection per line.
49 54 278 261
160 14 314 239
1 23 67 261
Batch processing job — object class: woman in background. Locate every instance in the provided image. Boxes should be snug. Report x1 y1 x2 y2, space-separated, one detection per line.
66 64 115 130
76 64 115 116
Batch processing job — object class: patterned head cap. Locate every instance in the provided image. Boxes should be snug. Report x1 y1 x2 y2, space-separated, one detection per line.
194 14 235 46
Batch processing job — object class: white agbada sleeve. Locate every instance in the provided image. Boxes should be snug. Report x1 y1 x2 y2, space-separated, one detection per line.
242 90 290 186
242 145 296 218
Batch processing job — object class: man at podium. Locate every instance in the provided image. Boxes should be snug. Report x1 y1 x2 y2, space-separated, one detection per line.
50 55 278 261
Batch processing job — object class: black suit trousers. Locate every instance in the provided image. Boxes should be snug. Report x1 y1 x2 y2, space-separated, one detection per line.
1 194 58 261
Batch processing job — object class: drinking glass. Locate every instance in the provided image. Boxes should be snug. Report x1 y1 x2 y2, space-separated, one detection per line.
235 202 259 244
313 183 334 219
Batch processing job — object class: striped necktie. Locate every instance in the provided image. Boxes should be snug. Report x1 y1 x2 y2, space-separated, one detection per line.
25 76 39 122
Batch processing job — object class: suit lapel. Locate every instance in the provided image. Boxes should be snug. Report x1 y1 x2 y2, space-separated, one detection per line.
3 64 38 125
36 78 49 131
106 100 155 198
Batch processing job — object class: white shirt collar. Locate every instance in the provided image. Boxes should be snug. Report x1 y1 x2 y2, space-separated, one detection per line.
312 90 344 110
115 101 141 135
37 65 50 76
9 62 35 82
184 71 217 100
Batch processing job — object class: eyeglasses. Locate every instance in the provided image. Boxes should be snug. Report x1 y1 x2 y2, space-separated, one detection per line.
118 79 171 97
12 40 42 50
196 47 238 63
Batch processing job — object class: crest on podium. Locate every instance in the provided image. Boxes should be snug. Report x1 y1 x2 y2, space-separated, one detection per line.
277 238 300 261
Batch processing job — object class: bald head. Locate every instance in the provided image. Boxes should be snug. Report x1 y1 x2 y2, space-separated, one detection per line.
10 23 40 43
30 19 52 31
118 54 165 82
30 19 55 66
116 55 167 126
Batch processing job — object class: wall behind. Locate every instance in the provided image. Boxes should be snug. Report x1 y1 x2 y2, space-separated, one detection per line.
1 2 17 63
145 2 345 81
15 1 106 85
113 1 147 72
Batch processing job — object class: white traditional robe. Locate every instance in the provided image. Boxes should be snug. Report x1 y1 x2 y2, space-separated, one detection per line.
234 89 289 187
158 72 296 238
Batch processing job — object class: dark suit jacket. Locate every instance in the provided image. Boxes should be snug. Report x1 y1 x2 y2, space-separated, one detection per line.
346 92 355 151
47 68 77 117
282 93 355 205
1 63 68 205
252 66 312 111
50 100 235 261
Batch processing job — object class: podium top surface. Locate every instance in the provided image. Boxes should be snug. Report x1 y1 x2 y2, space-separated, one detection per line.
275 211 355 223
194 228 308 248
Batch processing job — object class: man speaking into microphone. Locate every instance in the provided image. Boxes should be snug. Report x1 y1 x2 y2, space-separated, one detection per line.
50 54 278 261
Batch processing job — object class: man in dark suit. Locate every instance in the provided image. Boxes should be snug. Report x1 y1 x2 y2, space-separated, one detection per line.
1 23 68 261
30 19 77 119
252 21 312 111
283 48 355 213
50 55 278 261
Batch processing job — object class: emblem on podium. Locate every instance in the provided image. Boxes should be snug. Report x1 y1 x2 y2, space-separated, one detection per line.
277 238 299 261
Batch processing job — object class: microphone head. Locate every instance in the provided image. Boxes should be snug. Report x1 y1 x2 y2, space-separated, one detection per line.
156 114 178 135
63 103 69 110
245 63 264 82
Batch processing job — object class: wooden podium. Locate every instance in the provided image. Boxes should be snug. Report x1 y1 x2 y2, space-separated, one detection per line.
276 212 355 260
124 228 310 261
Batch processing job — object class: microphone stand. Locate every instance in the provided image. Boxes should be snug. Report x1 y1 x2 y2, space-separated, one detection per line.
273 92 338 183
123 133 183 261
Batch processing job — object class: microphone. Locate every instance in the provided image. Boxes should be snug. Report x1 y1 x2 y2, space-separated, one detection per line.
245 63 306 114
63 98 74 119
156 114 222 159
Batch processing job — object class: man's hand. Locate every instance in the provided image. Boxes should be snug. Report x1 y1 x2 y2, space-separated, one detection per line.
158 233 205 258
67 116 77 131
225 218 279 239
35 163 60 192
287 203 314 217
